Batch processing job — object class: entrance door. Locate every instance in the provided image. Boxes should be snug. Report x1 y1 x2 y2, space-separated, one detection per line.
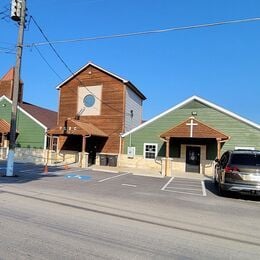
186 146 200 173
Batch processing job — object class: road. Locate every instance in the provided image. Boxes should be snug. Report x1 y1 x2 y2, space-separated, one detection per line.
0 163 260 259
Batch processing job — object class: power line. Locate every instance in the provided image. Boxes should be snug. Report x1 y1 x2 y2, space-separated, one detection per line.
30 16 132 117
0 49 15 54
26 17 260 47
0 45 16 53
34 45 64 81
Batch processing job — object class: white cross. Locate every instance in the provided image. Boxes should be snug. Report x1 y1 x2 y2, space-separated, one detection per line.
186 118 198 137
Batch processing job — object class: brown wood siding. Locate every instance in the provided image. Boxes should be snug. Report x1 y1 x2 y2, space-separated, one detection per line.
0 81 12 99
58 65 125 153
0 80 23 103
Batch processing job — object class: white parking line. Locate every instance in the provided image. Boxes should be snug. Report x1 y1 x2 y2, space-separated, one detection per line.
98 172 129 183
171 183 202 187
163 189 204 196
161 177 174 191
201 180 207 196
19 169 35 173
167 187 202 191
122 184 137 187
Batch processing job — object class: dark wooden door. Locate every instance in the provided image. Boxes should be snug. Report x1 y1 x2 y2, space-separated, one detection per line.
185 146 200 173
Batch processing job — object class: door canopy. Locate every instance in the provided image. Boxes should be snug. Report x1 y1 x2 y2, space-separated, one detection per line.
160 116 229 140
0 119 11 134
48 118 108 137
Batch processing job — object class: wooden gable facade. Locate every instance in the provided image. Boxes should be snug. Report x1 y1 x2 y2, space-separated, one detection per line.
0 67 23 103
121 96 260 176
0 68 57 154
48 62 146 166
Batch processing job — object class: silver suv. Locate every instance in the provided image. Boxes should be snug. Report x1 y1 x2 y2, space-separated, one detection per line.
214 150 260 196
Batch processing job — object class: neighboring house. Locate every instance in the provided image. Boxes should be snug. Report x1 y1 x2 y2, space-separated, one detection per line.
0 68 57 160
48 62 146 166
121 96 260 176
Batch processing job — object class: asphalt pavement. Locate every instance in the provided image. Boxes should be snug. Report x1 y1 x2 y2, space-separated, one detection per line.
0 160 260 259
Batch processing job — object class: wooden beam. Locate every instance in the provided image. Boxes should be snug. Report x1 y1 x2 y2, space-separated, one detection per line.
165 137 170 176
217 138 221 159
80 135 87 168
0 133 3 147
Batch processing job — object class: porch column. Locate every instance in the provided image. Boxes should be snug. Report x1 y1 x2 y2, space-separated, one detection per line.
165 137 170 176
216 138 221 159
81 135 86 168
50 134 53 150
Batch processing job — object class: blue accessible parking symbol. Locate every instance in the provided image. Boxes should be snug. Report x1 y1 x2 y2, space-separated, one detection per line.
65 174 92 181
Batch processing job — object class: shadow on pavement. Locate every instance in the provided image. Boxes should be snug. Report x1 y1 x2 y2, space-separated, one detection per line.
0 160 71 184
204 179 260 202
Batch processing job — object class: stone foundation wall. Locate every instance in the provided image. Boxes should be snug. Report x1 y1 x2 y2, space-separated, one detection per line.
118 154 214 177
0 148 88 168
119 154 162 171
14 148 46 164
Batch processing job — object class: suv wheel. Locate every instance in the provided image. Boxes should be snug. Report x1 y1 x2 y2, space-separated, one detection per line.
218 183 227 197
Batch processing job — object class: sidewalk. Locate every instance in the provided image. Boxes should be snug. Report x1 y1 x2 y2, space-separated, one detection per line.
89 164 211 180
89 165 163 178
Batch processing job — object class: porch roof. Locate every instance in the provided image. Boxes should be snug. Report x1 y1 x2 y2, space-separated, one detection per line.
160 117 229 140
48 118 108 137
0 119 11 134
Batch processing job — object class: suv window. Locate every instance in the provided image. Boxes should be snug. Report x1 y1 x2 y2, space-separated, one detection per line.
230 153 260 166
220 152 229 168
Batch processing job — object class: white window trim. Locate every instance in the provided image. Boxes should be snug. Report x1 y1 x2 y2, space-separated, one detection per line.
143 143 158 160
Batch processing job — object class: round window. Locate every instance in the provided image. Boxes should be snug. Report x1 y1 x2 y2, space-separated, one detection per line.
83 94 95 107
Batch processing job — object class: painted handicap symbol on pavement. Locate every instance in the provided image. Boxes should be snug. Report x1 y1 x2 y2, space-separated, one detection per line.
65 174 92 181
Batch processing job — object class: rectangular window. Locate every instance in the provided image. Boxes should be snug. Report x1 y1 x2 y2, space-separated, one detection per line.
143 143 158 159
47 136 58 152
52 137 58 152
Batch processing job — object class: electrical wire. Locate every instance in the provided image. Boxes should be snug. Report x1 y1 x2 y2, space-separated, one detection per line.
0 46 16 54
34 45 64 81
26 17 260 47
26 16 260 118
30 15 133 117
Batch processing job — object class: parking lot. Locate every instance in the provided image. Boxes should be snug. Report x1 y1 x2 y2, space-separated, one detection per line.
1 161 259 204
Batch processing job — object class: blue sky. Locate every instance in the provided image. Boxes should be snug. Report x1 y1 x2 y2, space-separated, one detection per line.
1 0 260 123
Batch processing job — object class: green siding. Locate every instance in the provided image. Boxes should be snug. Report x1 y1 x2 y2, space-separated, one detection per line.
124 100 260 156
0 99 46 148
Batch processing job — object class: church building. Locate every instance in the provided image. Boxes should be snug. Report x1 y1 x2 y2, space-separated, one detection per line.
0 68 57 160
121 96 260 176
48 62 146 166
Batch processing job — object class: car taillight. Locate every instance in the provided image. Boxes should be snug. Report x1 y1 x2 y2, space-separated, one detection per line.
225 166 240 173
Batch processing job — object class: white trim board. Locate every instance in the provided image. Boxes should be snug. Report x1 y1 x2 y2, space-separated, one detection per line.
0 95 47 130
122 95 260 137
56 62 128 90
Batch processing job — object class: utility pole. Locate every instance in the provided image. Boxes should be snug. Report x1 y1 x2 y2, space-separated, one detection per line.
6 0 26 176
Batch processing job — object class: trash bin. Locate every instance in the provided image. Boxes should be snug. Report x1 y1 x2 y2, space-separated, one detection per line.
108 155 118 167
100 154 108 166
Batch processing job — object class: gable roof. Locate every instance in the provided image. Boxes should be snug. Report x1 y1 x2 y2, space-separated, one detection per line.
56 62 146 100
122 95 260 137
0 96 57 130
160 116 229 140
20 102 57 129
0 118 19 134
1 67 15 81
